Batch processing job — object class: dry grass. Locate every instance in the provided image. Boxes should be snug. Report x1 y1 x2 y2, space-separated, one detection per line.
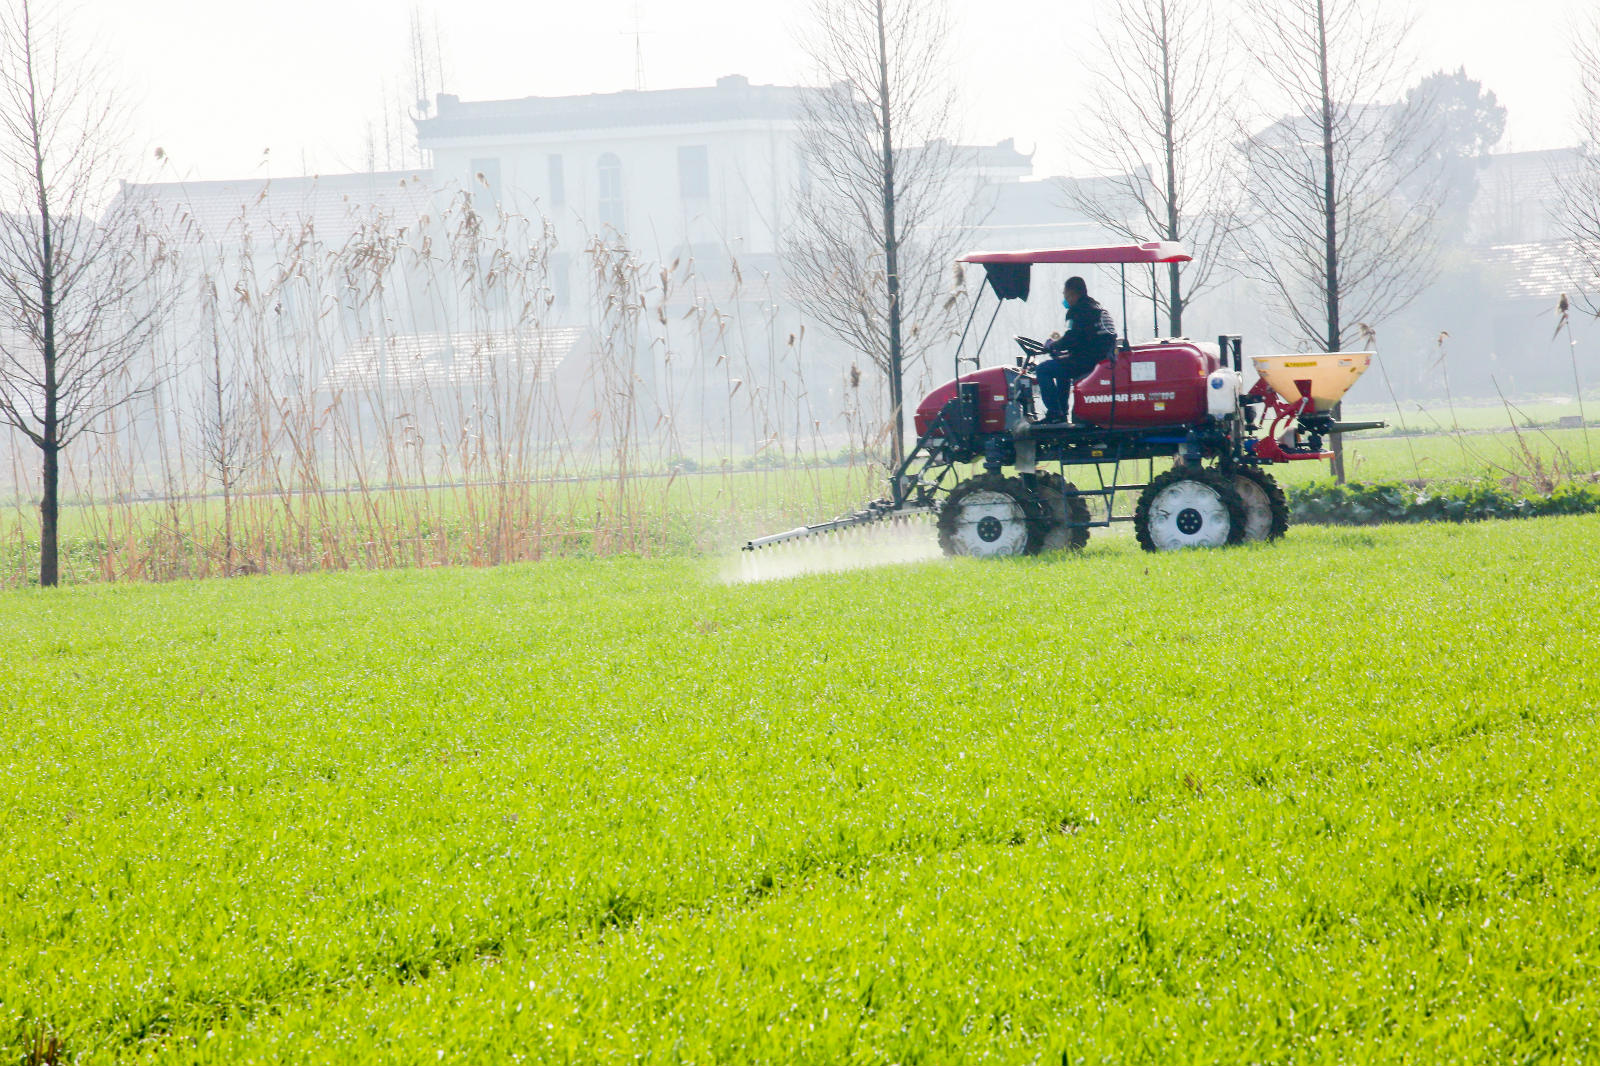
0 183 901 587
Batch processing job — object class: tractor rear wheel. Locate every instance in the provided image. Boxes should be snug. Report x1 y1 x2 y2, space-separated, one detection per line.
1231 466 1290 542
1033 472 1092 552
1134 467 1248 552
937 473 1043 558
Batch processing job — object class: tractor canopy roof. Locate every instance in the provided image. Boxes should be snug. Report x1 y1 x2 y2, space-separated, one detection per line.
958 242 1192 300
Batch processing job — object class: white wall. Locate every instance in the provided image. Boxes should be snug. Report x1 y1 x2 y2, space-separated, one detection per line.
425 121 803 264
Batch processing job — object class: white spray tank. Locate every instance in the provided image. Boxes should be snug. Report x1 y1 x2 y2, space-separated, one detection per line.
1206 368 1243 419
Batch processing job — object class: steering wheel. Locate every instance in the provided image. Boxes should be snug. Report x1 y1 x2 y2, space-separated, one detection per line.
1012 335 1048 370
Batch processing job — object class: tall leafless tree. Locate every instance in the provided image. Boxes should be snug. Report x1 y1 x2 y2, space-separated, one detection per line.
1556 11 1600 316
1236 0 1441 480
785 0 971 468
360 7 450 172
1066 0 1239 337
0 0 166 585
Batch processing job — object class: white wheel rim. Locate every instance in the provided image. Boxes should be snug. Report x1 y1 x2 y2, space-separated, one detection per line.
947 489 1031 556
1147 480 1232 550
1233 476 1272 541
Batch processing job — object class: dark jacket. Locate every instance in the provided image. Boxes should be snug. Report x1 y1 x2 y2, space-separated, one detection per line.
1044 295 1119 378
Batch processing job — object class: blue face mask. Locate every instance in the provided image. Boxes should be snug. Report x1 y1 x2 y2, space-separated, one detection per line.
1062 298 1071 310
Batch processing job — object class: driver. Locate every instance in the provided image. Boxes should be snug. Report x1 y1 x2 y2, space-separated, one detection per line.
1036 276 1118 422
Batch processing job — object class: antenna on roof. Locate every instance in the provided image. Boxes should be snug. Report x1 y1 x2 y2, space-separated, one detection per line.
622 3 649 91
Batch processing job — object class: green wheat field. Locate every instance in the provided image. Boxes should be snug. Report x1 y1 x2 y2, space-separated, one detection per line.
5 516 1600 1062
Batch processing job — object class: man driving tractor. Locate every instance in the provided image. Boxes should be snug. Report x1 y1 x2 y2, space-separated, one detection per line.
1035 275 1118 422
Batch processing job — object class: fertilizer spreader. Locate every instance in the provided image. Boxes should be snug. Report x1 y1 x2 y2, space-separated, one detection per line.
745 242 1385 557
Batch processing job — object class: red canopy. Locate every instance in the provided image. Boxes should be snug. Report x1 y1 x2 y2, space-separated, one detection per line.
959 241 1192 265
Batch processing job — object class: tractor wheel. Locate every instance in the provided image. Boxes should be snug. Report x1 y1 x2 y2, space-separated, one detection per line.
937 473 1044 558
1033 472 1092 553
1134 467 1248 552
1231 466 1290 543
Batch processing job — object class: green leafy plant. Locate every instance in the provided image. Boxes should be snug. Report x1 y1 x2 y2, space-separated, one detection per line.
1288 478 1600 525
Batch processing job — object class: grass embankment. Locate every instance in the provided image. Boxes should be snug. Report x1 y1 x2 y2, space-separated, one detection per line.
3 408 1596 588
5 518 1600 1062
0 464 882 587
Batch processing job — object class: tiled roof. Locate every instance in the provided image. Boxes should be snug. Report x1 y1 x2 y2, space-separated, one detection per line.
1476 240 1586 303
1466 148 1584 244
321 328 587 393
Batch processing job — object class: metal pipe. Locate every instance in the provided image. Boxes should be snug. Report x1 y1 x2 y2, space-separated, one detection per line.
1151 263 1159 338
742 505 938 551
1114 263 1127 431
972 300 1004 371
951 291 984 381
1119 263 1129 347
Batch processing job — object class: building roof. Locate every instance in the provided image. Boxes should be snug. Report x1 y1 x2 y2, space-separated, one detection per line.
1476 240 1585 302
416 75 808 142
1466 147 1585 245
909 137 1033 177
1247 104 1394 147
117 169 437 241
321 328 587 393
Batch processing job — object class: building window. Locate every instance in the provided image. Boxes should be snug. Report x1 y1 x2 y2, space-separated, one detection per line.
678 145 709 199
470 157 501 211
597 153 624 233
548 154 565 207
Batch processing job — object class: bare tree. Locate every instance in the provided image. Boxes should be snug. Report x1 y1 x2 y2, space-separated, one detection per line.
195 270 255 575
785 0 971 468
1066 0 1239 337
360 6 451 173
1556 11 1600 316
1236 0 1441 480
0 0 166 585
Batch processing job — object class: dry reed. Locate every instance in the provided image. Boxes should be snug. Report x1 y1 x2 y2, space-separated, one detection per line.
0 180 900 587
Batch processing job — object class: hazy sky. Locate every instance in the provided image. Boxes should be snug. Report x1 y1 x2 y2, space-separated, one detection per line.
80 0 1590 184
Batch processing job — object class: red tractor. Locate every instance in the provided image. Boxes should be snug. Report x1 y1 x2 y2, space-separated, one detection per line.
745 243 1383 557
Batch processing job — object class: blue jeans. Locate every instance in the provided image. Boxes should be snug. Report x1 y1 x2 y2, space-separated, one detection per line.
1035 358 1077 420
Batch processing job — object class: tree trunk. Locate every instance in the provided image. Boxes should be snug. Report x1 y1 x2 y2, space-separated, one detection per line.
26 0 62 585
39 436 58 586
37 156 60 584
1160 0 1183 337
1166 263 1182 337
875 0 904 470
1316 0 1346 482
210 294 235 574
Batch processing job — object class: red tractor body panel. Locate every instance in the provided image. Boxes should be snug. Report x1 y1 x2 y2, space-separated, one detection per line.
914 365 1015 436
1071 341 1219 427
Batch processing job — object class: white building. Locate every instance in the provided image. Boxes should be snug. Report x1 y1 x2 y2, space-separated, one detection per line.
104 79 1115 458
417 75 809 317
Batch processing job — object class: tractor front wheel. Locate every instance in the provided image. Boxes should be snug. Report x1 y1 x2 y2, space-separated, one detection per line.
1134 467 1248 552
1231 466 1290 542
937 473 1043 558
